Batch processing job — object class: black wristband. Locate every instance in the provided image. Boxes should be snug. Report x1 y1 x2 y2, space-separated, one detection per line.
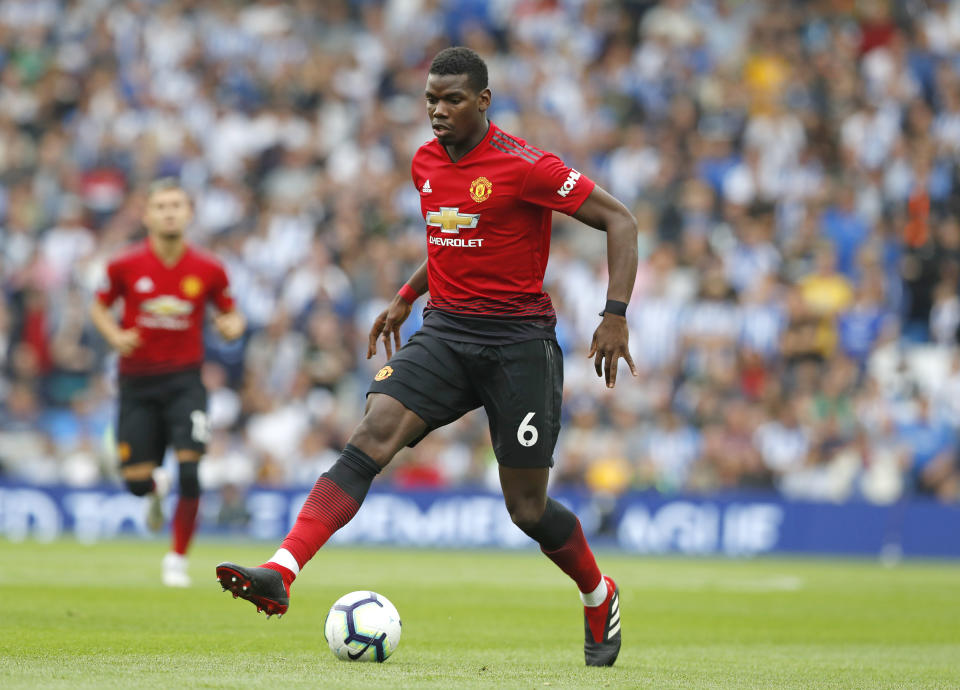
599 299 628 317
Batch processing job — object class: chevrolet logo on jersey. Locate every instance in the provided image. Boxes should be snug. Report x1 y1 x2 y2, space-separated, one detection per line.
141 295 194 316
425 207 480 234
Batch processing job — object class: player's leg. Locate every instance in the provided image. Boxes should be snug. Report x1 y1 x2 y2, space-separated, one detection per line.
263 393 427 583
499 465 605 594
500 465 606 599
499 465 620 666
216 394 426 615
161 371 210 586
116 381 167 529
156 449 201 587
218 333 479 616
170 450 201 557
480 339 621 666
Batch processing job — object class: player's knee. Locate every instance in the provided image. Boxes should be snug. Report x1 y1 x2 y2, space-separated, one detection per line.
126 478 154 497
122 462 155 496
505 497 547 531
514 497 577 549
178 460 200 499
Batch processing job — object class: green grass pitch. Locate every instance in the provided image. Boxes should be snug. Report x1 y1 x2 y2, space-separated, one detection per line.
1 540 958 689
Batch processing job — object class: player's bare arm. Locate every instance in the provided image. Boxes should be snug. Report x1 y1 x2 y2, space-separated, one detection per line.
214 309 246 341
367 259 428 360
572 185 639 388
89 300 141 356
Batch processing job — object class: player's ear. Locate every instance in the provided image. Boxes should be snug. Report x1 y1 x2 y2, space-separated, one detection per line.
478 88 491 113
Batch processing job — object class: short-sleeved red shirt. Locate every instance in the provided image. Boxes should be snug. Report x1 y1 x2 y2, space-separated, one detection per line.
96 240 234 376
411 121 594 342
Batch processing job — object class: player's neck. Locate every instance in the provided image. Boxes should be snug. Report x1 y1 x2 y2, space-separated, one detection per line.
148 234 187 266
444 119 489 163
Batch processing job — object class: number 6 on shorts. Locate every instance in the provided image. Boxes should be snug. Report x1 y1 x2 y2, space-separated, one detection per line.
516 411 539 447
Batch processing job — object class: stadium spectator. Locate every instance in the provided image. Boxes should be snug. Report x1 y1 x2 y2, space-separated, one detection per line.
896 394 960 501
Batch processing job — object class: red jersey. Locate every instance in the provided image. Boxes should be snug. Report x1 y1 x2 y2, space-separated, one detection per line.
96 241 234 376
412 121 594 340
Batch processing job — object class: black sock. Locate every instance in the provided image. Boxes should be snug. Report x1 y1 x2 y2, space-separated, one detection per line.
518 498 577 551
322 444 381 503
178 461 200 499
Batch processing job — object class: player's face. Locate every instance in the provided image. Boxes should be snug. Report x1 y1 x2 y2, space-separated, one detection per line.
425 73 490 146
143 188 193 240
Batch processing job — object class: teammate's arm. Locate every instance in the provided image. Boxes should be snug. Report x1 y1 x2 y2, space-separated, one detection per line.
572 185 639 388
90 301 141 356
214 309 246 341
210 262 245 341
367 259 428 360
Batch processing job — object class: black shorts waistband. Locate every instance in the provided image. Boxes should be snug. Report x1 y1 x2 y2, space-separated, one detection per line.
119 366 202 386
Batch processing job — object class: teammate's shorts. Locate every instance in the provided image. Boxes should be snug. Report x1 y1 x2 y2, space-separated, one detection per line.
367 332 563 468
117 368 209 467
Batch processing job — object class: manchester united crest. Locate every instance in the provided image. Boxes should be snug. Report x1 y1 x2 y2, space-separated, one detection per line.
469 176 492 203
181 275 204 298
375 365 394 381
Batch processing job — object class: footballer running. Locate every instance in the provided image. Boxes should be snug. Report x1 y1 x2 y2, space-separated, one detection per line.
91 179 245 586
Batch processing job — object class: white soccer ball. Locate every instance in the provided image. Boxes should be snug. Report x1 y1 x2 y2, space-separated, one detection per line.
323 591 402 662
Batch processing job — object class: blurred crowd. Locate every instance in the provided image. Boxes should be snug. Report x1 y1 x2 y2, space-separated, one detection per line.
2 0 960 505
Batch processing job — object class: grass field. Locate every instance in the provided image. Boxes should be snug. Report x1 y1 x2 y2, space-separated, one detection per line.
1 540 959 689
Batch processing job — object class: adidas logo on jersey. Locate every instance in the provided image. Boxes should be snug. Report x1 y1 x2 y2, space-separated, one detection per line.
557 169 582 198
421 179 432 194
135 276 155 293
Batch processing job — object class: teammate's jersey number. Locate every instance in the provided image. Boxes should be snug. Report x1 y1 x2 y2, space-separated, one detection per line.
190 410 211 444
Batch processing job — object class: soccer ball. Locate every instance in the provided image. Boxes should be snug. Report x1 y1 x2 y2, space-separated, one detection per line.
323 591 402 662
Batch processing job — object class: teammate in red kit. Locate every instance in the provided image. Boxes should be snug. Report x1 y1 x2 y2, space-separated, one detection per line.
91 178 245 587
217 47 637 666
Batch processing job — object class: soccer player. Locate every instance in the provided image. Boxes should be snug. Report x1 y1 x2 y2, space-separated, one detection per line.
91 178 245 587
216 47 636 666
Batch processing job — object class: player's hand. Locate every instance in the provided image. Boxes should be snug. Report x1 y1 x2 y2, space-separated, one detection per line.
587 314 637 389
367 296 412 360
110 328 141 356
214 311 245 341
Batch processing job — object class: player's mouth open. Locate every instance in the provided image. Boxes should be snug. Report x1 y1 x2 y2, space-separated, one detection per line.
432 124 450 135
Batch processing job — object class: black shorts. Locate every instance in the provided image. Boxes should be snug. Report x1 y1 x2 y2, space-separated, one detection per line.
367 332 563 468
117 368 209 467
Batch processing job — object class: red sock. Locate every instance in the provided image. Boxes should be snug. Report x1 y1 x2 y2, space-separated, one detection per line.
261 562 296 595
264 477 361 575
171 496 199 555
541 519 603 594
